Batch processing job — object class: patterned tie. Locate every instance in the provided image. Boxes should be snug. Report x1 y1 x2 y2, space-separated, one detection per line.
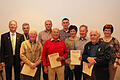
12 34 16 55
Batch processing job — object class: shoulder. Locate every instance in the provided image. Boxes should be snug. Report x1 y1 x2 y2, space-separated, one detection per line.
16 32 24 37
39 30 45 35
1 32 9 37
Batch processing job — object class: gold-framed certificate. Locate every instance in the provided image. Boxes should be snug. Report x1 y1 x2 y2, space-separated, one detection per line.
70 50 81 65
82 61 94 76
48 53 61 68
21 64 37 77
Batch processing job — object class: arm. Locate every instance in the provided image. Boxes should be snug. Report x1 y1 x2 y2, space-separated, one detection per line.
20 42 32 65
95 44 111 65
42 41 47 67
34 42 43 66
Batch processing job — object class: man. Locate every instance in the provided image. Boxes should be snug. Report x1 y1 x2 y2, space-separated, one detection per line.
42 28 68 80
38 20 52 80
1 20 24 80
60 18 70 41
22 23 30 40
39 20 52 45
82 30 111 80
74 25 89 80
20 30 42 80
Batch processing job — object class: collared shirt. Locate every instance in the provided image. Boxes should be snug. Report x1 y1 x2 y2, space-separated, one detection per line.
23 33 29 40
42 38 68 67
38 30 52 45
74 37 89 54
60 29 70 41
10 32 16 43
29 40 36 48
51 38 60 41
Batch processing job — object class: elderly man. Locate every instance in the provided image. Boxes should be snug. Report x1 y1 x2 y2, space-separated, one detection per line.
1 20 24 80
60 18 70 41
38 20 52 80
22 23 30 40
74 25 89 80
20 30 42 80
42 28 68 80
39 20 52 45
82 30 111 80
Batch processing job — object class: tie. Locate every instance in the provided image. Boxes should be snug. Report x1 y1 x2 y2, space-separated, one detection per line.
12 34 16 55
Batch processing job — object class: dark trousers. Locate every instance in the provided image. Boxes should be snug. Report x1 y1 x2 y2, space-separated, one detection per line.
42 63 48 80
5 56 20 80
74 65 82 80
64 65 74 80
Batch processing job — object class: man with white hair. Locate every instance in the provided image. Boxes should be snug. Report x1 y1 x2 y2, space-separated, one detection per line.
82 30 111 80
42 28 68 80
20 30 42 80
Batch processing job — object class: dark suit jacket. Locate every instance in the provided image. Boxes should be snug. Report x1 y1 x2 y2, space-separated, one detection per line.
1 32 24 67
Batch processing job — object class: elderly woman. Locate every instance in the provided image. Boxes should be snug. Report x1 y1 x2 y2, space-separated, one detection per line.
82 30 111 80
65 25 78 80
100 24 120 80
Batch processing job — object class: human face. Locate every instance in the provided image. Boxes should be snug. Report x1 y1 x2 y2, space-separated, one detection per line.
22 25 29 34
90 31 100 44
29 31 37 42
103 29 111 37
9 21 17 33
62 20 70 31
79 27 88 38
52 28 60 40
45 21 52 31
70 29 77 37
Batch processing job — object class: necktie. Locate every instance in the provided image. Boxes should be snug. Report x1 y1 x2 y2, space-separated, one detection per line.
12 34 16 55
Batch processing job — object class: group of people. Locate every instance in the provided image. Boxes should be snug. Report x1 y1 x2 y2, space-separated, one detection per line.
0 18 120 80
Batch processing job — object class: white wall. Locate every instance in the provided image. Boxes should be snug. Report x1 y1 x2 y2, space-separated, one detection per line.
0 0 120 40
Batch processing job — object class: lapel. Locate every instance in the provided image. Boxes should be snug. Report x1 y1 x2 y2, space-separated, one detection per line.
15 32 20 50
7 32 12 49
26 40 38 53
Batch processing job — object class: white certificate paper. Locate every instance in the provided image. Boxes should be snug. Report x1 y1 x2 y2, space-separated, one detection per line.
82 61 94 76
21 64 37 77
48 53 62 68
70 50 81 65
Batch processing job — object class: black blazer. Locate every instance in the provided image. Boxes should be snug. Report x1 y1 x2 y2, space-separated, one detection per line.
1 32 24 66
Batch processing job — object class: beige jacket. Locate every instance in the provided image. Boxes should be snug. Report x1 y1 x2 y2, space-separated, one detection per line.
20 40 42 66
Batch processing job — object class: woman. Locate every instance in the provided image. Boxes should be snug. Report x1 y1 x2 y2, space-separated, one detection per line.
65 25 78 80
100 24 120 80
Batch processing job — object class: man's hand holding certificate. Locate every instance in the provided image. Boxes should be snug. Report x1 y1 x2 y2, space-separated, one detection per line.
83 61 94 76
70 50 81 65
21 64 37 77
48 53 62 68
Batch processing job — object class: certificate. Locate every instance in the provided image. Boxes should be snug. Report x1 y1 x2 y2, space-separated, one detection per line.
21 64 37 77
82 61 94 76
70 50 81 65
48 53 61 68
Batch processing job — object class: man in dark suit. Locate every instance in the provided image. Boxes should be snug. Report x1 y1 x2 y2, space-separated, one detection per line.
1 20 24 80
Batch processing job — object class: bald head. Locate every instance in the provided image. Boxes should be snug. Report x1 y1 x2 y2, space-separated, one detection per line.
52 28 60 40
90 30 100 44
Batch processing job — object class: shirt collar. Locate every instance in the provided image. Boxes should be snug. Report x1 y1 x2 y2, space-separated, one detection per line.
51 38 60 41
44 29 52 33
79 37 87 41
29 40 36 44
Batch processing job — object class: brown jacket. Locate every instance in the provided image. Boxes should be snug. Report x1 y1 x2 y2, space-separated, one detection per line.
20 40 42 66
